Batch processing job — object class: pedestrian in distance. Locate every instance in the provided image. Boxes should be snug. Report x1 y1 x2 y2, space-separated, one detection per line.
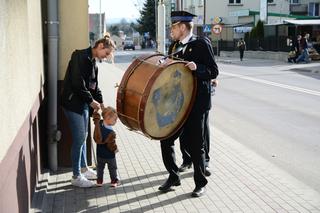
237 38 246 61
159 10 219 197
92 106 120 187
61 37 116 188
287 35 299 63
296 33 310 63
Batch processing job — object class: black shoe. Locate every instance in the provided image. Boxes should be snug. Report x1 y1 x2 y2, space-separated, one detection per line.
178 163 192 172
204 167 211 176
158 178 181 192
191 186 205 197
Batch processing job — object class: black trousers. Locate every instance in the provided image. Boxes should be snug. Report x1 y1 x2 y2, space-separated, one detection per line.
239 49 245 60
180 110 210 167
160 107 207 188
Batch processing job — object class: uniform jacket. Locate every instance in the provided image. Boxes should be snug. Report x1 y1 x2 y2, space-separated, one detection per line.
61 47 103 115
168 36 219 111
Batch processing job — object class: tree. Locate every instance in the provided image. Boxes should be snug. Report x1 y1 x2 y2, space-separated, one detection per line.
249 20 264 50
256 20 264 39
137 0 156 39
108 25 120 36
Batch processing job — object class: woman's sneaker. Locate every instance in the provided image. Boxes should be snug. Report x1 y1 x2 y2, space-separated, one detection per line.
110 179 120 187
71 175 94 188
82 168 97 180
96 179 103 187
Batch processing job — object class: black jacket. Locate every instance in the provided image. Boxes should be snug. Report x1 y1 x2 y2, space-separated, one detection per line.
168 36 219 111
61 47 103 115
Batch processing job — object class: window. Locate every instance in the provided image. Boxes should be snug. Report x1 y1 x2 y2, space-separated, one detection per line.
268 0 274 3
289 0 300 4
309 3 320 16
229 0 241 4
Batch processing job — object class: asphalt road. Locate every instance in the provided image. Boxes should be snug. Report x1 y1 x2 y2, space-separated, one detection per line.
214 58 320 193
113 50 320 193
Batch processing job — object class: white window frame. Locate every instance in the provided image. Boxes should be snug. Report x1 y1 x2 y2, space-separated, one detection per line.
229 0 242 4
289 0 300 4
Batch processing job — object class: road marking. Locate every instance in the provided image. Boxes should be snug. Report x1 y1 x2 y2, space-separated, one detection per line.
222 72 320 97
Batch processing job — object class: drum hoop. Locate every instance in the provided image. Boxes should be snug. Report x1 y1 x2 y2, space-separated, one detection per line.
116 53 164 130
138 60 198 140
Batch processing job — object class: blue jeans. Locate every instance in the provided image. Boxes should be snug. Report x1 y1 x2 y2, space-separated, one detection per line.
296 48 309 63
63 105 89 177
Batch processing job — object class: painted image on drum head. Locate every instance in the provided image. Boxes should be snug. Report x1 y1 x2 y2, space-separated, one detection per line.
144 63 194 138
152 70 184 128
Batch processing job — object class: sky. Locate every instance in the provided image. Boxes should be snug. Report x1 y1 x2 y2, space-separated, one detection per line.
88 0 144 21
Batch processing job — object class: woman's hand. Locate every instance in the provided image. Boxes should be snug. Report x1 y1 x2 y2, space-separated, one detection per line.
90 100 101 110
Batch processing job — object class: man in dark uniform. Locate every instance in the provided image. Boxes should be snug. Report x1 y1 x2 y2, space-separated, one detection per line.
158 11 219 197
179 78 218 176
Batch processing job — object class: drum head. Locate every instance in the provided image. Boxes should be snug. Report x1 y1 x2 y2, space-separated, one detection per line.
143 62 195 139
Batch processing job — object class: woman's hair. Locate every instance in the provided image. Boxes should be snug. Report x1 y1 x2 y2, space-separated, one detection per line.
94 36 116 49
102 106 117 119
104 32 111 39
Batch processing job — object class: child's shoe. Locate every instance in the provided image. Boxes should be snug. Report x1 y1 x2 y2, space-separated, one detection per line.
96 178 103 187
110 179 120 187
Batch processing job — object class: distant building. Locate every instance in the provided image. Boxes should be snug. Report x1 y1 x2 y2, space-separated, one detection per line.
89 13 105 43
179 0 320 41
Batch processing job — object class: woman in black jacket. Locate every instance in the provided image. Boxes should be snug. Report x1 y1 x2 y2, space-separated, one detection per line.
61 37 116 188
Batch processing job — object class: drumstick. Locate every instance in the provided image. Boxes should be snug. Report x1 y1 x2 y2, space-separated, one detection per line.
158 39 198 63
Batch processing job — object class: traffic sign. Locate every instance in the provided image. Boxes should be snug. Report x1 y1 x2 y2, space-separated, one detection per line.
203 24 212 33
213 16 222 24
212 24 222 35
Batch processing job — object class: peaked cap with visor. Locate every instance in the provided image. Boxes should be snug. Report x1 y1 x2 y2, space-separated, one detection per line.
171 10 197 25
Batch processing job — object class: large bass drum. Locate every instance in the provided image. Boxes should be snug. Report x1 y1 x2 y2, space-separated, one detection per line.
116 54 197 140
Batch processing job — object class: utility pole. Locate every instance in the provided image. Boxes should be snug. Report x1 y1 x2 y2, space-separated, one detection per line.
176 0 182 10
260 0 268 23
157 0 166 54
203 0 206 25
99 0 102 38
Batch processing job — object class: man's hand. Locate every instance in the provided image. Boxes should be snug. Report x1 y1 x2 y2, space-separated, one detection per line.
185 61 197 71
211 79 219 87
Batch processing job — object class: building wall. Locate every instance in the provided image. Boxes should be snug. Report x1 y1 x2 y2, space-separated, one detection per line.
59 0 89 80
0 0 44 211
182 0 205 25
206 0 292 25
0 0 44 163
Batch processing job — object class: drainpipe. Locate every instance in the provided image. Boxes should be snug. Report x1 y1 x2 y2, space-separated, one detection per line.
47 0 60 171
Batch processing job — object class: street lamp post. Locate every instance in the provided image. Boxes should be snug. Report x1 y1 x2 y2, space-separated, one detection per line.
157 0 166 54
99 0 102 38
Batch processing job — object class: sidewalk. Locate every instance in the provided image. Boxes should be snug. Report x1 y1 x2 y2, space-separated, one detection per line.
31 62 320 213
216 56 320 73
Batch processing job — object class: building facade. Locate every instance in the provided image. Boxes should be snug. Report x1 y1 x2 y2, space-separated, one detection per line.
0 0 89 212
179 0 319 42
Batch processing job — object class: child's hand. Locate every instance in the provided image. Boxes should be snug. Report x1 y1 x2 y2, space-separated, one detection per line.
92 111 101 123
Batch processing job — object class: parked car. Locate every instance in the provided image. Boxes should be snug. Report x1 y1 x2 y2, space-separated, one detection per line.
123 40 135 50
